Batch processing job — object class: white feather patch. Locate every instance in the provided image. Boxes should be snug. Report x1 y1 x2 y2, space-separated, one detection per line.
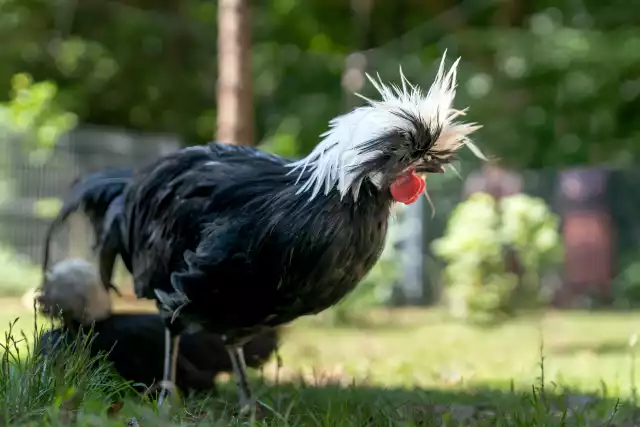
287 51 485 201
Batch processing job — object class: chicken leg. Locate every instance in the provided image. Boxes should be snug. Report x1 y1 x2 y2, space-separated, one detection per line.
170 334 180 387
226 346 254 414
157 329 180 407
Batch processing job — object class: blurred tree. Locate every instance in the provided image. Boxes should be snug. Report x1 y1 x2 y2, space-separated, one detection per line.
341 0 372 111
0 0 637 168
1 73 77 156
217 0 253 146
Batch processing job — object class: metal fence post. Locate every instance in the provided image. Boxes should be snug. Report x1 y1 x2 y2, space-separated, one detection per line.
397 197 426 305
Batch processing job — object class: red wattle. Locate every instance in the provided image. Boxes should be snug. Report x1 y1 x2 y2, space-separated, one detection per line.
390 171 425 205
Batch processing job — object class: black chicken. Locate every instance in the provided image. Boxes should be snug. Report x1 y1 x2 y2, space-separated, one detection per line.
36 259 279 396
46 53 484 411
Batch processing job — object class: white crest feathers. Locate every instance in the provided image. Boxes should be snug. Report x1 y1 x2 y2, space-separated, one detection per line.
287 51 484 201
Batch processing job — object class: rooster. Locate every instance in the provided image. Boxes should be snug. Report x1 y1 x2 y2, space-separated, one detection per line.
45 52 484 411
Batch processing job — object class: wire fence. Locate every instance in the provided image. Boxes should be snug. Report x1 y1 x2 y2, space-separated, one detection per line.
0 126 180 271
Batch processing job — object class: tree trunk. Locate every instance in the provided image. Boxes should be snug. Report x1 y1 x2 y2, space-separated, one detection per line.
342 0 372 111
216 0 254 146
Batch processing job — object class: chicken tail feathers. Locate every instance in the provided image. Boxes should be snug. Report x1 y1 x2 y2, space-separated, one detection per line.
42 168 133 295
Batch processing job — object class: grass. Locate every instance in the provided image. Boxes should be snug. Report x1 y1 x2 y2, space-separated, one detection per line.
1 298 640 425
0 246 42 297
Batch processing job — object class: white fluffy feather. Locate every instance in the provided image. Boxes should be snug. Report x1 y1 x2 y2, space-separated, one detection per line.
37 258 112 325
287 51 485 201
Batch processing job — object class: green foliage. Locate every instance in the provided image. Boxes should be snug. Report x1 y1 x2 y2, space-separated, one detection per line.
0 0 640 171
0 73 77 158
500 193 564 281
432 193 563 324
0 0 636 169
0 75 75 271
612 253 640 308
454 24 640 169
259 116 302 158
0 320 126 425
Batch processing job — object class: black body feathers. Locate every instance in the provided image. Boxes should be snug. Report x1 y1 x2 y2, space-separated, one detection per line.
50 142 392 344
123 142 391 342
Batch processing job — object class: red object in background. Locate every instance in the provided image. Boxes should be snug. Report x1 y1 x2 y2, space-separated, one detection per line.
557 168 615 305
563 212 613 298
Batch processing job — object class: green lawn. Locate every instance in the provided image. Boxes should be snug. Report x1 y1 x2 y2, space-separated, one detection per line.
2 299 640 425
278 309 640 395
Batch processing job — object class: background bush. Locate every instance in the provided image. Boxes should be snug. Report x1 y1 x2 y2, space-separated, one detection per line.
432 192 563 325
